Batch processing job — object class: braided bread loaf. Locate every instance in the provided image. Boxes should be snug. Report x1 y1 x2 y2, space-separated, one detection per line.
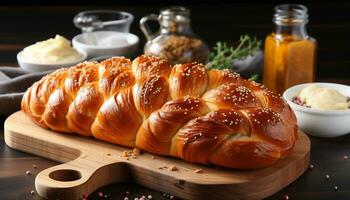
21 55 297 169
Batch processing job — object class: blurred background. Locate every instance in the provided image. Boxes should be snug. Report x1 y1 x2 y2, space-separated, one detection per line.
0 2 349 82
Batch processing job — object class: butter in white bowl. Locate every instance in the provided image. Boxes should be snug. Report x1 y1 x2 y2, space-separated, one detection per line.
21 35 83 64
283 82 350 137
298 85 350 110
17 35 87 72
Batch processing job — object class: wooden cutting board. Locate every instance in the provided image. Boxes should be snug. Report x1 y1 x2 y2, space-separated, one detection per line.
4 111 310 200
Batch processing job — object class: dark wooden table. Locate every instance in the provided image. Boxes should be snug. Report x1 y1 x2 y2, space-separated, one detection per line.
1 3 350 200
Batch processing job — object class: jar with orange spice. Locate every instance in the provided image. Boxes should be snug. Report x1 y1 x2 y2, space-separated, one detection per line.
263 4 317 94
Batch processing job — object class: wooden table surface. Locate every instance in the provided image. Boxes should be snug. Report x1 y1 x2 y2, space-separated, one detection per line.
1 3 350 200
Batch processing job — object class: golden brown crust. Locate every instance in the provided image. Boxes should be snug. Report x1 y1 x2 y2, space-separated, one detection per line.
136 97 209 155
43 88 71 132
207 69 243 90
202 83 261 111
99 57 134 99
67 83 103 136
133 75 169 118
209 139 280 169
171 109 251 164
169 62 208 99
91 88 142 147
132 55 172 80
21 55 298 169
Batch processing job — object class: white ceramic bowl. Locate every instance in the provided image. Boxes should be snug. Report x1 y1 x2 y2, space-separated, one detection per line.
17 50 87 73
283 82 350 137
72 31 139 58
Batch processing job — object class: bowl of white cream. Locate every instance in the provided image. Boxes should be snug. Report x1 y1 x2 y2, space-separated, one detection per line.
283 82 350 137
17 35 87 72
72 31 139 58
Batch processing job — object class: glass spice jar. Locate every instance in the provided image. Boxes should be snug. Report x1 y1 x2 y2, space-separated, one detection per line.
140 6 210 65
263 4 317 94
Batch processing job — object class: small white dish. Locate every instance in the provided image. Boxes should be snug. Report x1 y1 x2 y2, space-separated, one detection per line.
17 50 87 73
72 31 139 58
283 82 350 137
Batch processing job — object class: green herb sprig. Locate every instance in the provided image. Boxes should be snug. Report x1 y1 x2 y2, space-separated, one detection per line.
207 35 262 71
248 74 259 82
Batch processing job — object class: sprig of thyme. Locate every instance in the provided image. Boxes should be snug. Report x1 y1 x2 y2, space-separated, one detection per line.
248 74 259 82
207 35 262 71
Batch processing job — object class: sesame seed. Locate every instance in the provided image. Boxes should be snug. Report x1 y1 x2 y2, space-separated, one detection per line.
169 165 178 171
309 164 314 171
194 168 203 173
283 195 290 200
334 185 339 191
325 174 330 180
98 192 104 197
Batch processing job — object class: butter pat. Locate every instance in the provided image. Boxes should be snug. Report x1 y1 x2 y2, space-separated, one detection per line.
21 35 82 64
299 85 350 110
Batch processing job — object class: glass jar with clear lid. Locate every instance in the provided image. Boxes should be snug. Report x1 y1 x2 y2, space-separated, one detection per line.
140 7 209 65
263 4 317 94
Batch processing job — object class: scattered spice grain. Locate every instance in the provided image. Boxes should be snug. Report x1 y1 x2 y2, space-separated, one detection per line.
169 165 178 171
283 194 289 200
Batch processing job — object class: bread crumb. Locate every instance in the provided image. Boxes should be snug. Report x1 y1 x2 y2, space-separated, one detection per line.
133 148 142 156
194 168 203 173
151 156 156 159
105 153 111 156
122 151 130 157
169 165 178 171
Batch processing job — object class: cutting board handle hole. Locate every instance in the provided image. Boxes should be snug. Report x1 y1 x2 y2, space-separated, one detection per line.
49 169 82 182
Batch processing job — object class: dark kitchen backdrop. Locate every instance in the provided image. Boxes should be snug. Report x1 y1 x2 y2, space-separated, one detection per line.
0 2 349 82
